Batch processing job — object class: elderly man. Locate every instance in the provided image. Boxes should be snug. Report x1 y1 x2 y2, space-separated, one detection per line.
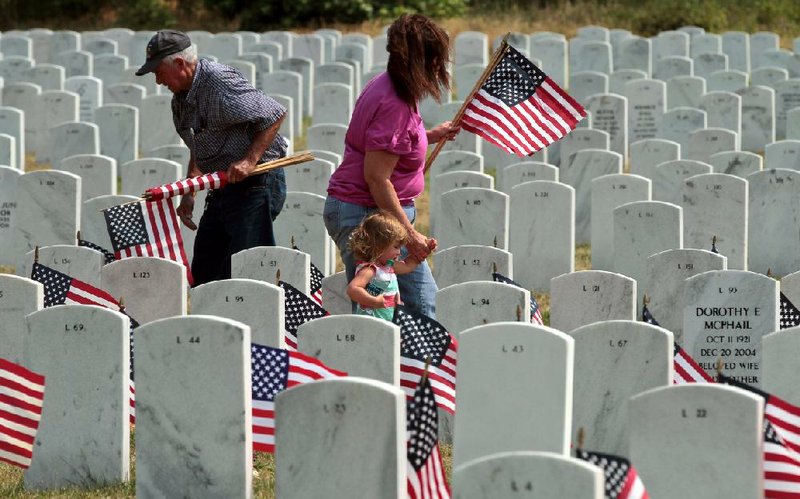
136 30 287 286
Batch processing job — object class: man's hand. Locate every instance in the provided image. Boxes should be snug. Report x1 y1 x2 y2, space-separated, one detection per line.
226 158 257 183
177 195 197 230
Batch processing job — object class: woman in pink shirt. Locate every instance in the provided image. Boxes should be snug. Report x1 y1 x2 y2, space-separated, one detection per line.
324 14 459 318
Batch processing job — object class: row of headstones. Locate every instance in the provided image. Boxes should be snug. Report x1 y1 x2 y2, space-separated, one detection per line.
425 167 800 286
4 239 795 399
0 167 339 277
2 272 794 497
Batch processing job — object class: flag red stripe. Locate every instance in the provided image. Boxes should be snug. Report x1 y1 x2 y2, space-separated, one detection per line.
462 105 527 156
154 200 178 262
526 91 577 135
163 200 193 285
0 422 34 445
0 440 32 459
401 364 456 390
143 201 166 259
542 77 587 119
0 360 44 385
460 121 516 154
68 280 118 306
472 92 545 151
464 96 531 155
0 454 30 469
0 378 44 403
254 442 274 453
0 393 42 416
0 408 38 430
478 91 556 147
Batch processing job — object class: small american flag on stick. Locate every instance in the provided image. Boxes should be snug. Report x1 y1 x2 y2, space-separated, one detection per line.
103 198 193 285
576 448 649 499
393 305 457 415
144 171 227 201
406 376 451 499
250 343 345 453
0 358 46 469
492 272 544 325
279 280 329 350
31 262 120 310
673 344 714 385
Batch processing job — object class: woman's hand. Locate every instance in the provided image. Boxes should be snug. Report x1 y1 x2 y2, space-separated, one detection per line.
427 121 461 143
406 228 433 261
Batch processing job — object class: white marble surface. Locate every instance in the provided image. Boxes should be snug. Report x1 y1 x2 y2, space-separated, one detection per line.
510 181 574 291
438 187 509 251
750 67 787 88
683 270 777 385
654 31 690 60
550 271 637 333
569 71 608 104
452 451 602 499
560 129 609 172
590 173 651 270
708 70 748 93
630 384 764 499
736 85 775 153
613 200 683 305
430 151 483 185
312 83 352 126
80 194 138 256
572 320 672 455
135 316 252 499
500 161 557 193
104 83 146 109
306 123 346 157
666 75 705 111
658 107 707 154
0 132 17 171
433 245 512 289
191 278 284 348
765 139 800 170
455 31 488 66
747 169 800 276
49 121 99 171
609 69 646 95
283 158 333 197
261 72 302 136
18 244 103 287
65 76 102 122
275 378 405 499
298 315 399 385
654 56 693 81
530 36 567 87
101 256 187 326
321 271 350 315
139 95 182 153
279 57 314 117
62 53 93 79
58 154 116 201
686 128 738 165
616 37 651 75
645 248 726 343
453 322 574 467
585 94 627 157
700 91 742 141
231 246 310 296
24 305 129 490
274 191 331 275
2 82 40 157
0 274 42 363
0 106 25 169
694 52 728 80
95 104 138 166
430 171 493 239
682 173 747 269
37 90 80 163
721 32 749 73
572 41 612 74
15 170 81 257
437 282 530 336
562 149 622 245
652 159 712 205
775 79 800 140
623 79 665 142
628 138 680 179
0 166 21 265
708 150 762 177
763 326 800 406
119 158 181 198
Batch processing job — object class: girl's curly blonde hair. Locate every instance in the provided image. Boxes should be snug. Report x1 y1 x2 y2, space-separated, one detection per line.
348 211 408 263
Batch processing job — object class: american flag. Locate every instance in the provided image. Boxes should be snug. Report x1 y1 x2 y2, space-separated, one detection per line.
492 272 544 325
0 358 45 469
144 171 227 200
461 44 586 157
309 261 324 306
102 198 193 285
780 292 800 330
31 262 120 310
407 376 451 499
77 237 116 264
576 449 649 499
250 343 346 453
641 303 659 326
278 280 329 350
673 344 714 384
393 305 457 415
127 314 139 425
718 373 800 496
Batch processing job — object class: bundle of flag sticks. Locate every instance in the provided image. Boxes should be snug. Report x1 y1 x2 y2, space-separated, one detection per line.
142 151 316 201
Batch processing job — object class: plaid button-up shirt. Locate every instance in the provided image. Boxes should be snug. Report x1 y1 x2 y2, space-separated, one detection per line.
172 59 288 174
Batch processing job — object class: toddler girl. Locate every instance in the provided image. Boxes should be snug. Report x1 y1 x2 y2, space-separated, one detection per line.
346 211 435 320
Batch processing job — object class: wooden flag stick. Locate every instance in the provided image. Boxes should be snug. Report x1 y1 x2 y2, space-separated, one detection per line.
577 427 585 452
34 245 39 263
424 35 512 174
421 357 432 385
275 269 281 285
492 261 498 274
118 297 126 312
643 293 649 307
516 304 522 322
715 357 724 377
76 230 81 244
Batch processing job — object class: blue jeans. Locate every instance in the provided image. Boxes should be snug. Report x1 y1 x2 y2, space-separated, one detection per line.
191 172 285 286
323 196 438 318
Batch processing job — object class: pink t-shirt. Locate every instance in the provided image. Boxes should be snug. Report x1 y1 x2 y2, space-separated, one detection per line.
327 72 428 207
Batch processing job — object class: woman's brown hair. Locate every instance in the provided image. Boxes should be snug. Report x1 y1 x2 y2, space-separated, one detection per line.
386 13 451 106
348 211 408 263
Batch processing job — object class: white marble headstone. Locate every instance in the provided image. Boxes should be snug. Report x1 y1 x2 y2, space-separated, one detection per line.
430 171 494 239
737 85 775 153
628 138 680 179
623 79 665 142
562 149 622 245
0 106 25 169
453 322 574 467
438 187 509 251
191 278 284 348
433 245 513 289
500 161 558 193
15 170 81 257
94 104 139 166
273 191 331 276
658 107 707 154
436 282 530 336
119 158 181 197
305 123 347 157
231 246 311 296
708 150 762 177
0 274 42 364
24 305 129 490
58 153 117 201
18 245 103 287
550 271 637 333
48 121 100 169
0 166 21 265
666 75 705 110
283 158 333 197
65 75 103 122
763 327 800 406
747 169 800 276
139 94 182 153
135 316 252 498
652 159 712 205
321 271 350 316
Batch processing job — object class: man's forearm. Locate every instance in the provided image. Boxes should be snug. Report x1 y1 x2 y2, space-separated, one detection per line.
244 114 286 165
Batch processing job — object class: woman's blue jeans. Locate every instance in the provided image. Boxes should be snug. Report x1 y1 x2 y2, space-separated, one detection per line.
323 196 437 318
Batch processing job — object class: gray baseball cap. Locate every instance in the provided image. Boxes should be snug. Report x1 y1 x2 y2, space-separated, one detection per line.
135 30 191 76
